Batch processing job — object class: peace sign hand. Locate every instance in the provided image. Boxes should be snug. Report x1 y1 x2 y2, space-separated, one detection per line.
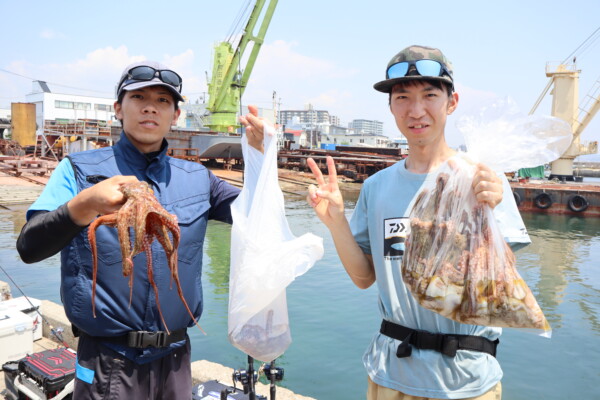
307 156 345 228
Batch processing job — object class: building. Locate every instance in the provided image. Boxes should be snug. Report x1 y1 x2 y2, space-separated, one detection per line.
279 104 331 126
348 119 383 136
327 125 351 135
180 102 210 131
283 128 307 149
25 81 117 131
390 137 409 152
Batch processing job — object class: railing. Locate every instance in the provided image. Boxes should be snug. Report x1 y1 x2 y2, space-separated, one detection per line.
545 62 578 75
579 140 599 155
43 120 112 137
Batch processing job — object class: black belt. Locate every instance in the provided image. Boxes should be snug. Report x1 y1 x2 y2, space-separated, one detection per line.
380 320 498 358
74 326 187 349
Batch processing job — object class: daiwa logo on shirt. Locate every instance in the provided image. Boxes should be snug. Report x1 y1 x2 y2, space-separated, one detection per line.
384 217 409 258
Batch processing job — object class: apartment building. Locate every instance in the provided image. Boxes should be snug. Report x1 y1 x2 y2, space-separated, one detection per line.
348 119 383 136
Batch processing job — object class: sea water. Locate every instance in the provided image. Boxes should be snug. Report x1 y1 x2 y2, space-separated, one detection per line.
1 196 599 399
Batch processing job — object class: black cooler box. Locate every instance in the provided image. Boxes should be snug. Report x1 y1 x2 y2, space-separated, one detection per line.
17 348 76 398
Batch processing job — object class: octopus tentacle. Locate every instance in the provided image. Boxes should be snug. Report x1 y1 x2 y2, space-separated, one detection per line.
147 215 204 334
88 181 205 335
88 214 117 317
147 215 174 287
143 235 170 334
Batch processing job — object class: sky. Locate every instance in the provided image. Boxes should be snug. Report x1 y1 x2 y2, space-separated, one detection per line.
1 0 600 160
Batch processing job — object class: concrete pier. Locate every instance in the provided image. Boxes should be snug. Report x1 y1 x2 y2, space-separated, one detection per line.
0 291 315 400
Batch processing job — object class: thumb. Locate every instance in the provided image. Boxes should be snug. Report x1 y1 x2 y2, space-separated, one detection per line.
307 184 321 207
308 184 318 200
248 104 258 117
315 188 337 203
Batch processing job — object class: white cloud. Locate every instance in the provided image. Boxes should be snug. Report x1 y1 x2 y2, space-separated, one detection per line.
163 49 205 100
240 39 363 123
0 41 525 147
39 29 66 40
306 89 354 109
255 40 344 80
0 46 200 106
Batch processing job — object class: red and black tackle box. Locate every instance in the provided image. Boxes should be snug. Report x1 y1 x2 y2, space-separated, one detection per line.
18 348 76 398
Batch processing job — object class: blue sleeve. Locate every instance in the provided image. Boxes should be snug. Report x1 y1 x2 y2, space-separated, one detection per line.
27 158 78 220
208 170 240 224
349 183 372 255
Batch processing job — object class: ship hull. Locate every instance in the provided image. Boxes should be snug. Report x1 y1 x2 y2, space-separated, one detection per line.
510 180 600 217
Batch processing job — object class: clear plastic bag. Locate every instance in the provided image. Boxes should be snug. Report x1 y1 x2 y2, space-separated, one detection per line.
402 156 551 333
228 125 324 362
402 98 571 335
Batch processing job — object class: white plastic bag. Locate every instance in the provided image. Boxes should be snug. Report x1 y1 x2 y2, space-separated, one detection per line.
228 124 324 362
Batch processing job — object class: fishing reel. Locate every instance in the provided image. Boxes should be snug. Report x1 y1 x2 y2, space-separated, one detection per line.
263 363 284 382
232 368 259 393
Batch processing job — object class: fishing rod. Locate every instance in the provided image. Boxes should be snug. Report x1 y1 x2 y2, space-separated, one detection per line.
0 263 71 349
228 356 284 400
264 360 284 400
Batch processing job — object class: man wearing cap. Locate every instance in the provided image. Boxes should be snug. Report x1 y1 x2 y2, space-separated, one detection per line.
17 61 266 399
307 45 529 399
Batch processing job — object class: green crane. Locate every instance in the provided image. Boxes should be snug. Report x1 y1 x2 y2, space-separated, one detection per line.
206 0 278 133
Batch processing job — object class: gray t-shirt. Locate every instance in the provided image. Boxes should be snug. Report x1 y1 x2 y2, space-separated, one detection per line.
350 158 530 399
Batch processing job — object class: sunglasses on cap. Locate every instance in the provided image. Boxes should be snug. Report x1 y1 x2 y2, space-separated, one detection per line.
386 59 452 81
118 66 183 92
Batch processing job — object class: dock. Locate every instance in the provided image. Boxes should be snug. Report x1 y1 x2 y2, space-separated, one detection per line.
0 292 315 400
510 179 600 217
1 149 598 219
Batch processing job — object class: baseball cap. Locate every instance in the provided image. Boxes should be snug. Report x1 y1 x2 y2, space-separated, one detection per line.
116 61 184 102
373 45 454 93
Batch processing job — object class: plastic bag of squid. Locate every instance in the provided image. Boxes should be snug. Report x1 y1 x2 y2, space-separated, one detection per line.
401 97 573 335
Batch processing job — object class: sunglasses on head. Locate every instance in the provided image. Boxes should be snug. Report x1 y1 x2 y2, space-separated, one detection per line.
386 59 452 81
119 66 183 92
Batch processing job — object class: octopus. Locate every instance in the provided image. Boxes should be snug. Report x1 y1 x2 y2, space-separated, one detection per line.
401 158 550 331
87 181 203 334
229 309 291 362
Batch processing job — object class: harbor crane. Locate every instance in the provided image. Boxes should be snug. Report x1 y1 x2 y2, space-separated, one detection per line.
205 0 278 133
529 29 600 181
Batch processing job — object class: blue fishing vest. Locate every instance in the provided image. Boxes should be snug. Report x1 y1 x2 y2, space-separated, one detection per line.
61 133 211 337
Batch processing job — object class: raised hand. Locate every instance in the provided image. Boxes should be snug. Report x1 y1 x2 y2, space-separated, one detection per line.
307 156 345 227
472 163 503 208
67 175 140 226
239 105 265 153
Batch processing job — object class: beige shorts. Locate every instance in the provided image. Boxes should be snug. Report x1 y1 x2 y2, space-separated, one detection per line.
367 376 502 400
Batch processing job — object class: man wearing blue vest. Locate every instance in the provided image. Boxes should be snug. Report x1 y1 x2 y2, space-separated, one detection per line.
17 61 266 399
307 45 530 399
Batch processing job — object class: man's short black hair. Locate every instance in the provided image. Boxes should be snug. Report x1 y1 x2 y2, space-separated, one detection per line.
388 79 453 105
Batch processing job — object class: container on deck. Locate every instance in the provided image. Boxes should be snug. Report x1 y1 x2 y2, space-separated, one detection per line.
0 309 33 365
1 296 43 340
